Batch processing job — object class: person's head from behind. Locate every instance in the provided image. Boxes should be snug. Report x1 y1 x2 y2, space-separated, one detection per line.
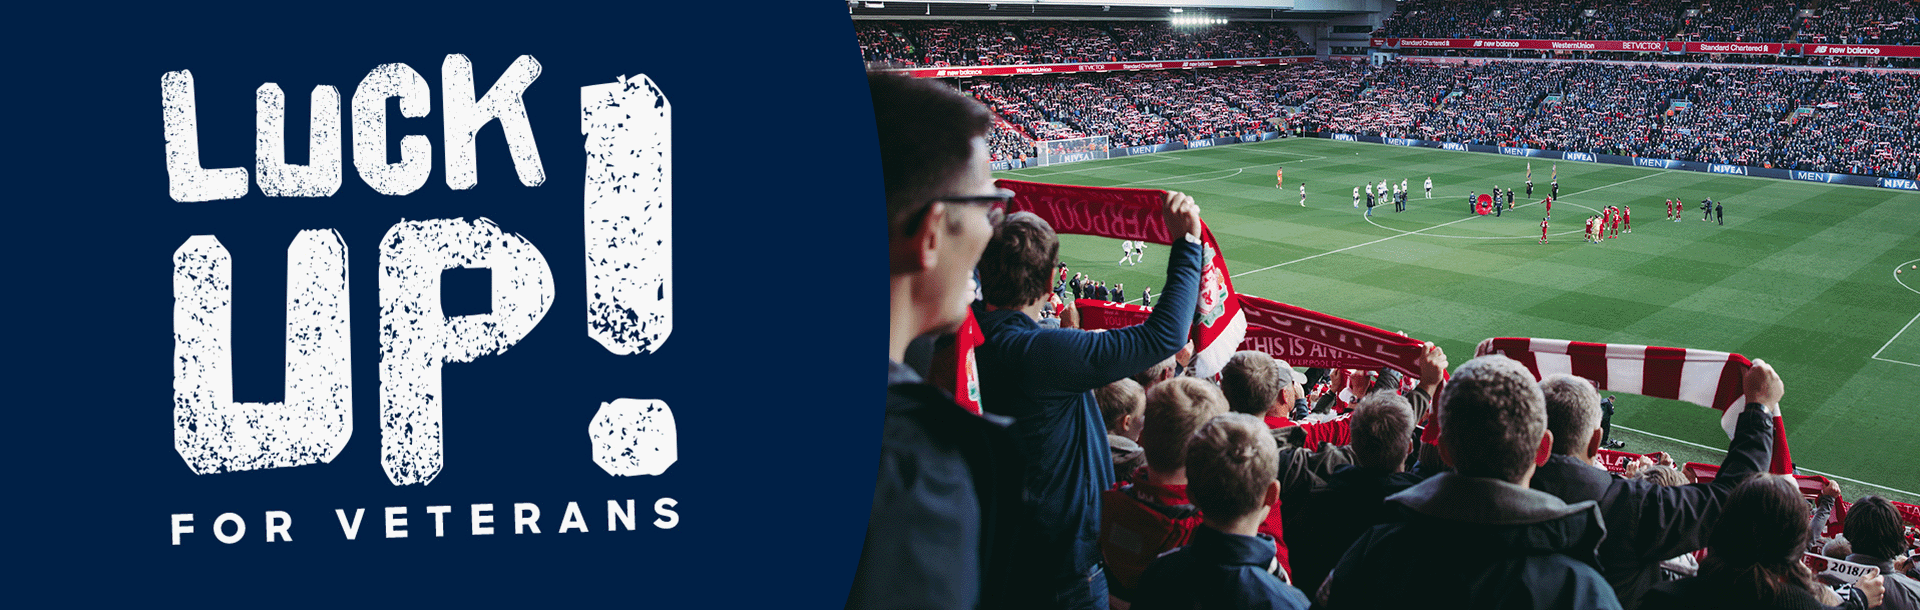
1538 373 1602 459
877 73 998 343
1703 474 1816 603
977 211 1059 311
1437 355 1550 485
1186 413 1282 529
1844 495 1907 561
1132 355 1178 391
1140 377 1229 478
1097 378 1148 441
1220 350 1281 417
1350 391 1415 473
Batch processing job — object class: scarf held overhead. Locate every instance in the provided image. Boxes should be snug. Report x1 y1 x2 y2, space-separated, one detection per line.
1474 337 1791 474
997 179 1245 377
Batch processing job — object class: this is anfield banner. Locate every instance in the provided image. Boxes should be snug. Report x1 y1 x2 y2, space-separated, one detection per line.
1235 296 1427 377
1475 338 1793 474
1072 294 1429 380
997 179 1247 377
888 56 1313 79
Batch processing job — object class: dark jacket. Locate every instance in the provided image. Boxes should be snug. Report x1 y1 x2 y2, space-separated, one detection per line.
1288 464 1430 599
850 362 1030 610
1322 473 1623 610
1132 524 1311 610
1845 553 1920 610
1529 402 1775 610
973 237 1203 593
1642 572 1829 610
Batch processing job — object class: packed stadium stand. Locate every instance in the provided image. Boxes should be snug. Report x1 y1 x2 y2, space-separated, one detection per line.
1374 0 1920 44
956 62 1918 179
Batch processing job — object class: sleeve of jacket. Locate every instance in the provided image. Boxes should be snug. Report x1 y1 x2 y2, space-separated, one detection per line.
1015 238 1203 395
1623 402 1775 563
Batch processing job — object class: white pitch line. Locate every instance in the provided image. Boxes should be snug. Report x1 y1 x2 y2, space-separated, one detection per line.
1004 155 1175 177
1894 258 1920 296
1870 311 1920 368
1611 424 1920 498
1232 171 1674 278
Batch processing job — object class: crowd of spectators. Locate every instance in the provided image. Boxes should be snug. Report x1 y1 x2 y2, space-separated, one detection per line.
1799 0 1920 45
875 72 1920 610
856 20 1309 67
1779 70 1920 177
966 60 1914 178
1374 0 1920 45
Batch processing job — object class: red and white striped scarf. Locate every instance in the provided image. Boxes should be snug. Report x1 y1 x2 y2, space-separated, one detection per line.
1475 337 1792 474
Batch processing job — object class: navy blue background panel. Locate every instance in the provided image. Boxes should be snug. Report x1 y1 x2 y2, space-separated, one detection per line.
9 5 881 606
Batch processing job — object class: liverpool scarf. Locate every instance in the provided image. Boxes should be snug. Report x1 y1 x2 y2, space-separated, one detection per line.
997 179 1247 377
1475 337 1792 474
1236 296 1428 376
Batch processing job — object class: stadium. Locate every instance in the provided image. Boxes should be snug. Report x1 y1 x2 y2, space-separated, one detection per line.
868 1 1919 608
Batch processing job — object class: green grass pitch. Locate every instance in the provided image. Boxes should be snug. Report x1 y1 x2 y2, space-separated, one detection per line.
1000 137 1920 502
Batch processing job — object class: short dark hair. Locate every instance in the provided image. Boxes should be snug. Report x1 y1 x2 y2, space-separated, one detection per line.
1438 355 1545 483
1538 374 1600 456
977 212 1058 309
1350 392 1415 471
872 72 992 241
1844 495 1907 560
1219 351 1281 417
1186 413 1279 520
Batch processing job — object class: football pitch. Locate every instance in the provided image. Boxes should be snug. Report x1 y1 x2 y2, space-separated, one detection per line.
1000 137 1920 501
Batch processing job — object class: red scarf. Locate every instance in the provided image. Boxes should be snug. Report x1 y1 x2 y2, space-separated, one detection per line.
997 179 1247 377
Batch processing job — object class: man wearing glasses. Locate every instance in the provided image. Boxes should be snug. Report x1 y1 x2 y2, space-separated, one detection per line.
864 72 1023 610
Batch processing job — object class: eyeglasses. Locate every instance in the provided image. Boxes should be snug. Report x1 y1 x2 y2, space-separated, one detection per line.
933 187 1016 227
932 187 1017 207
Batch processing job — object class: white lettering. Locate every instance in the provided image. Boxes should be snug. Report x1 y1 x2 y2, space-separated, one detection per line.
162 70 249 202
442 54 545 190
336 508 365 540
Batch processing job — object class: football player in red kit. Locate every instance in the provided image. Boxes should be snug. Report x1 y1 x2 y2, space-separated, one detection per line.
1540 217 1550 244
